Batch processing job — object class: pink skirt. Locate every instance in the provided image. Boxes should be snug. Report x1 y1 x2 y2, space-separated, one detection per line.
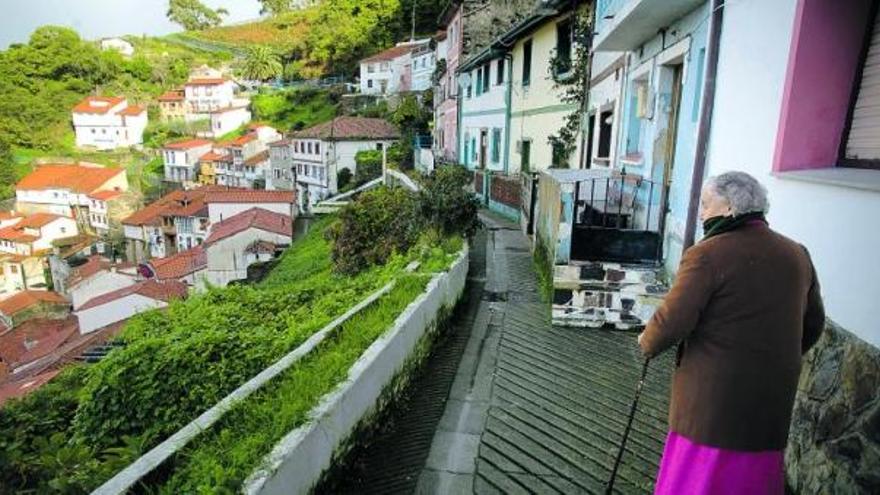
654 431 784 495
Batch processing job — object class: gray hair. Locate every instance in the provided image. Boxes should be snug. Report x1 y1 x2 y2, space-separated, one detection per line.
705 171 769 215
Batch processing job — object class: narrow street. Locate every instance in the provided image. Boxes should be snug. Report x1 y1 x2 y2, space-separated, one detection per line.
319 212 674 494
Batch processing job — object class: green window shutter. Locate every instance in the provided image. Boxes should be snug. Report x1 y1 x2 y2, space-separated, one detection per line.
491 129 501 163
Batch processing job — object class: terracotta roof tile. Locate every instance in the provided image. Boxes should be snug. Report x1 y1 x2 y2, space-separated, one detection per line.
292 117 400 141
230 133 257 146
244 150 270 166
77 280 188 311
0 291 68 317
88 190 121 201
200 151 230 162
185 78 227 86
205 189 295 204
15 213 66 229
16 164 124 194
118 105 145 116
362 42 427 63
72 96 125 114
158 90 185 101
122 187 217 226
149 246 206 281
164 139 213 150
67 256 134 288
0 317 78 368
204 208 293 246
0 370 61 407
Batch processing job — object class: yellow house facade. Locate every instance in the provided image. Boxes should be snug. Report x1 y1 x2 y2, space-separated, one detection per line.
504 4 582 173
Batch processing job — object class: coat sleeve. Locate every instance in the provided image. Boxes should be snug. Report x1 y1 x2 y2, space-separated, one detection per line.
802 252 825 354
639 246 716 359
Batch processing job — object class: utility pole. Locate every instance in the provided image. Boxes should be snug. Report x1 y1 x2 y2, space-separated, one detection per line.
411 0 416 42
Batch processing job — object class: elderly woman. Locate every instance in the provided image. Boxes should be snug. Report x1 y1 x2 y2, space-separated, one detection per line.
638 171 825 494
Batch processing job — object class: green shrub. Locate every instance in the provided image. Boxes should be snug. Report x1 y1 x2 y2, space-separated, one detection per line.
419 165 482 238
337 168 352 190
327 187 423 275
354 149 382 185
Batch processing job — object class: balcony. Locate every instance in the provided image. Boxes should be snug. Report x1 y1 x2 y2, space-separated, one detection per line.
594 0 704 51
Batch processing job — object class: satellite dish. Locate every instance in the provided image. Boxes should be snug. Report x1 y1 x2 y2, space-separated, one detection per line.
458 72 472 88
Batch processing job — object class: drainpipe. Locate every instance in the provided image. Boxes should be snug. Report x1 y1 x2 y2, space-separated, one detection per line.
682 0 724 250
503 53 514 174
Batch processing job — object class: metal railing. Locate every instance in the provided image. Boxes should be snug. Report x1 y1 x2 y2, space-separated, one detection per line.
573 171 665 233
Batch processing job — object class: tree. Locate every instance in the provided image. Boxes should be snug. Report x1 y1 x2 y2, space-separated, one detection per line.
167 0 228 31
258 0 296 15
241 45 283 82
0 137 16 199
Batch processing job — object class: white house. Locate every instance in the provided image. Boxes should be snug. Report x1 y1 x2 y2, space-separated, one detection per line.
359 40 431 96
75 279 188 334
202 208 293 287
458 47 511 173
72 96 147 150
291 117 400 210
99 37 134 57
162 139 214 188
207 105 252 139
67 256 138 310
410 43 437 92
0 214 78 257
15 164 128 218
205 189 296 224
267 139 294 191
183 75 252 138
147 245 207 287
122 187 213 262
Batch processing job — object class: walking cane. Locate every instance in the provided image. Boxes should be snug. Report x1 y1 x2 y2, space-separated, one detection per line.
605 358 651 495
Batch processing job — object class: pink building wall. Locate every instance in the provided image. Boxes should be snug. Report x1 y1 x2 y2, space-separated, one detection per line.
773 0 874 172
436 6 463 161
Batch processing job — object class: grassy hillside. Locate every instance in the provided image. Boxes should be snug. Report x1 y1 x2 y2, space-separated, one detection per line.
251 87 339 132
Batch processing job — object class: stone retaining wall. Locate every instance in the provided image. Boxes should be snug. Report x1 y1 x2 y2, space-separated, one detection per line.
787 321 880 494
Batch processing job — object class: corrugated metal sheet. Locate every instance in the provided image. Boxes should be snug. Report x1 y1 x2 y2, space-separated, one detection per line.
846 14 880 160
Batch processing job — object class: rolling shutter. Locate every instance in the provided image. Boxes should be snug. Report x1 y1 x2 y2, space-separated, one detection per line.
846 12 880 161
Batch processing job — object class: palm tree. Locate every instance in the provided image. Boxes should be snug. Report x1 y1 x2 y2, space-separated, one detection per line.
242 45 283 82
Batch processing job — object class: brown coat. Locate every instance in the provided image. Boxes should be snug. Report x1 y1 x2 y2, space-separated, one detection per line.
640 223 825 451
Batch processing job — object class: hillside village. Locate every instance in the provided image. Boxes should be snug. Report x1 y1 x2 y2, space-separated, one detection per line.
0 0 878 494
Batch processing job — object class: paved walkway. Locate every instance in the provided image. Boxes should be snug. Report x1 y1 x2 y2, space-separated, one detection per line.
321 212 674 494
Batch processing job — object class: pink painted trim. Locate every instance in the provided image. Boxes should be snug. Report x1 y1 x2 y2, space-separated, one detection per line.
772 0 807 173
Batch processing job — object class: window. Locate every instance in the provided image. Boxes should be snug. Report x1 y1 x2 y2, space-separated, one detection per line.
368 63 375 73
315 143 321 155
471 137 477 162
521 140 531 172
308 142 313 154
10 265 18 274
368 79 374 88
842 10 880 169
483 63 490 92
60 226 67 234
522 39 533 87
466 79 472 98
596 109 614 161
376 143 384 151
552 141 567 168
556 18 573 75
491 128 502 163
476 68 482 95
497 59 505 85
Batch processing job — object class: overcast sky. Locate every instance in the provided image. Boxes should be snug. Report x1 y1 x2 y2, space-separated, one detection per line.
1 0 263 49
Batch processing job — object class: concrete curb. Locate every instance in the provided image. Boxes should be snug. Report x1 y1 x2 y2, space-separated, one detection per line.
243 246 469 495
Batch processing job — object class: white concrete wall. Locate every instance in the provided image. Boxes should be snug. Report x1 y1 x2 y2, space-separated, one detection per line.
244 247 469 495
360 61 392 95
209 107 252 137
206 228 291 287
70 270 138 310
460 57 509 172
705 0 880 347
33 217 78 251
76 294 167 334
185 82 236 112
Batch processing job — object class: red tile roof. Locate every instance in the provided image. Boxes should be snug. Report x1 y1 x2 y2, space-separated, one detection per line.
204 208 293 246
158 90 185 101
199 151 230 162
362 42 426 63
67 256 133 288
72 96 125 114
185 78 227 86
0 211 21 221
16 213 66 229
123 187 218 226
0 291 68 317
230 133 257 146
205 189 295 204
268 139 291 147
149 246 206 281
77 280 188 311
0 317 78 368
118 105 145 116
0 369 61 407
164 138 213 150
89 190 121 201
292 117 400 141
0 225 37 244
16 164 124 194
244 150 270 166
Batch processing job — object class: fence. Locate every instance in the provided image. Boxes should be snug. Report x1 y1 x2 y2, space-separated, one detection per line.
473 170 521 221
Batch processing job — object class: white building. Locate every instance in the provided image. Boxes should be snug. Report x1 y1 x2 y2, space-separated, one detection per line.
183 75 252 138
202 208 293 287
147 245 207 287
267 139 294 191
410 44 437 92
72 96 147 150
291 117 399 210
207 106 253 138
122 187 213 262
359 40 431 96
458 47 510 172
15 164 128 219
75 279 188 334
205 189 296 224
67 256 138 310
99 37 134 57
0 214 78 257
162 139 214 188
